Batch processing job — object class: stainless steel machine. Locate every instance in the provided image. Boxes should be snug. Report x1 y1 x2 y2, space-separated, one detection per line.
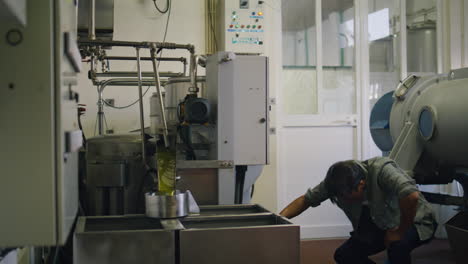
370 68 468 264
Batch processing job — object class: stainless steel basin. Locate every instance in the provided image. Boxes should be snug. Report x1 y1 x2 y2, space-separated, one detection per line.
73 205 300 264
74 215 175 264
179 214 300 264
197 204 269 216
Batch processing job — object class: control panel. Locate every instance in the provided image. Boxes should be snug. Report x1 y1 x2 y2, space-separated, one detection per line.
218 0 265 54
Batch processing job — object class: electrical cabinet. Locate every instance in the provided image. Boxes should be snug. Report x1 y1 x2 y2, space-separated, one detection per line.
0 0 82 246
206 52 269 165
217 0 266 54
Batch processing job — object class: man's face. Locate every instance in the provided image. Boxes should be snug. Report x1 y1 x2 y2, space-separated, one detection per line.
341 180 366 202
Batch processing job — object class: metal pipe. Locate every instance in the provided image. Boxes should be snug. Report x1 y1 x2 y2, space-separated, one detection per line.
136 48 147 165
78 40 195 52
103 56 188 76
93 71 183 78
88 0 96 40
190 55 199 95
95 78 159 87
93 76 206 89
97 84 104 135
164 76 206 86
150 45 170 148
104 56 187 62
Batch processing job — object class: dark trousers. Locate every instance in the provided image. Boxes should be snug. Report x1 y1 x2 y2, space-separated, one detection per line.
334 206 434 264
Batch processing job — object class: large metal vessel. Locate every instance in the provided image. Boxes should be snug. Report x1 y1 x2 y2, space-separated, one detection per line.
85 134 156 215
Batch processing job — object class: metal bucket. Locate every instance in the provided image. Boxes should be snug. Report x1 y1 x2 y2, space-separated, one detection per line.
145 191 189 218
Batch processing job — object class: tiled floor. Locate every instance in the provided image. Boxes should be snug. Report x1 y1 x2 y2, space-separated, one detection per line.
301 239 456 264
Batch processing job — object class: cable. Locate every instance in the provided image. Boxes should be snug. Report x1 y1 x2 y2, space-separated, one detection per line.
153 0 170 14
208 0 218 51
157 0 172 67
103 86 151 109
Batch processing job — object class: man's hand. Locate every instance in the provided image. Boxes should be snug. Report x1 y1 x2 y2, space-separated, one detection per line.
385 227 404 247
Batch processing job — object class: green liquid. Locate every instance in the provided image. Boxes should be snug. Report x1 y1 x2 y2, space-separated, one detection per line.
156 149 176 196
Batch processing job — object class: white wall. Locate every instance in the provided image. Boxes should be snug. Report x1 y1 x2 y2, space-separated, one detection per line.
76 0 280 212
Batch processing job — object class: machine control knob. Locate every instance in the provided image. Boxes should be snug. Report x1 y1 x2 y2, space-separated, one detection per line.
259 118 266 123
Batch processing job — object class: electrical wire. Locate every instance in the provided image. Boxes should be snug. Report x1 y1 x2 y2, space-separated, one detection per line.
102 86 151 109
208 0 218 52
153 0 170 14
157 0 172 67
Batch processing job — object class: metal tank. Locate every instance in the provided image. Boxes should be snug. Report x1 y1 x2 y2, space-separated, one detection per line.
85 134 156 215
407 24 437 73
371 70 468 171
370 68 468 264
389 73 468 167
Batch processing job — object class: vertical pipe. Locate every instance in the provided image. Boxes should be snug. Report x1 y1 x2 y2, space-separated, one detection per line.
190 55 199 94
89 0 96 40
136 48 147 165
316 0 323 112
150 45 170 147
97 85 104 135
461 0 465 67
400 0 407 79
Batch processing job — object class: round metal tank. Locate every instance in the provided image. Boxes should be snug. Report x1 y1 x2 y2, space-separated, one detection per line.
85 134 155 216
389 72 468 167
407 25 437 73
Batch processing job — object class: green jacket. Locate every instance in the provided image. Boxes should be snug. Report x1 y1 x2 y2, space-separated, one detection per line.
305 157 436 241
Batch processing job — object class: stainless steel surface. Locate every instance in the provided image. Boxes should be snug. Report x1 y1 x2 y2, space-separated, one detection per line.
176 160 234 169
104 56 187 62
97 84 104 135
93 71 183 78
179 214 300 264
150 46 170 147
164 76 206 85
190 55 203 94
86 134 154 215
96 78 158 87
74 206 300 264
74 216 175 264
187 190 200 214
160 219 185 230
88 0 95 40
145 192 189 218
136 48 147 167
78 39 195 51
87 163 126 187
78 0 114 40
407 27 437 73
197 204 269 216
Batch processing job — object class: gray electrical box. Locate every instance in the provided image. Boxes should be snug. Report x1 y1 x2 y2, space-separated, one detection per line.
206 52 269 165
0 0 82 246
